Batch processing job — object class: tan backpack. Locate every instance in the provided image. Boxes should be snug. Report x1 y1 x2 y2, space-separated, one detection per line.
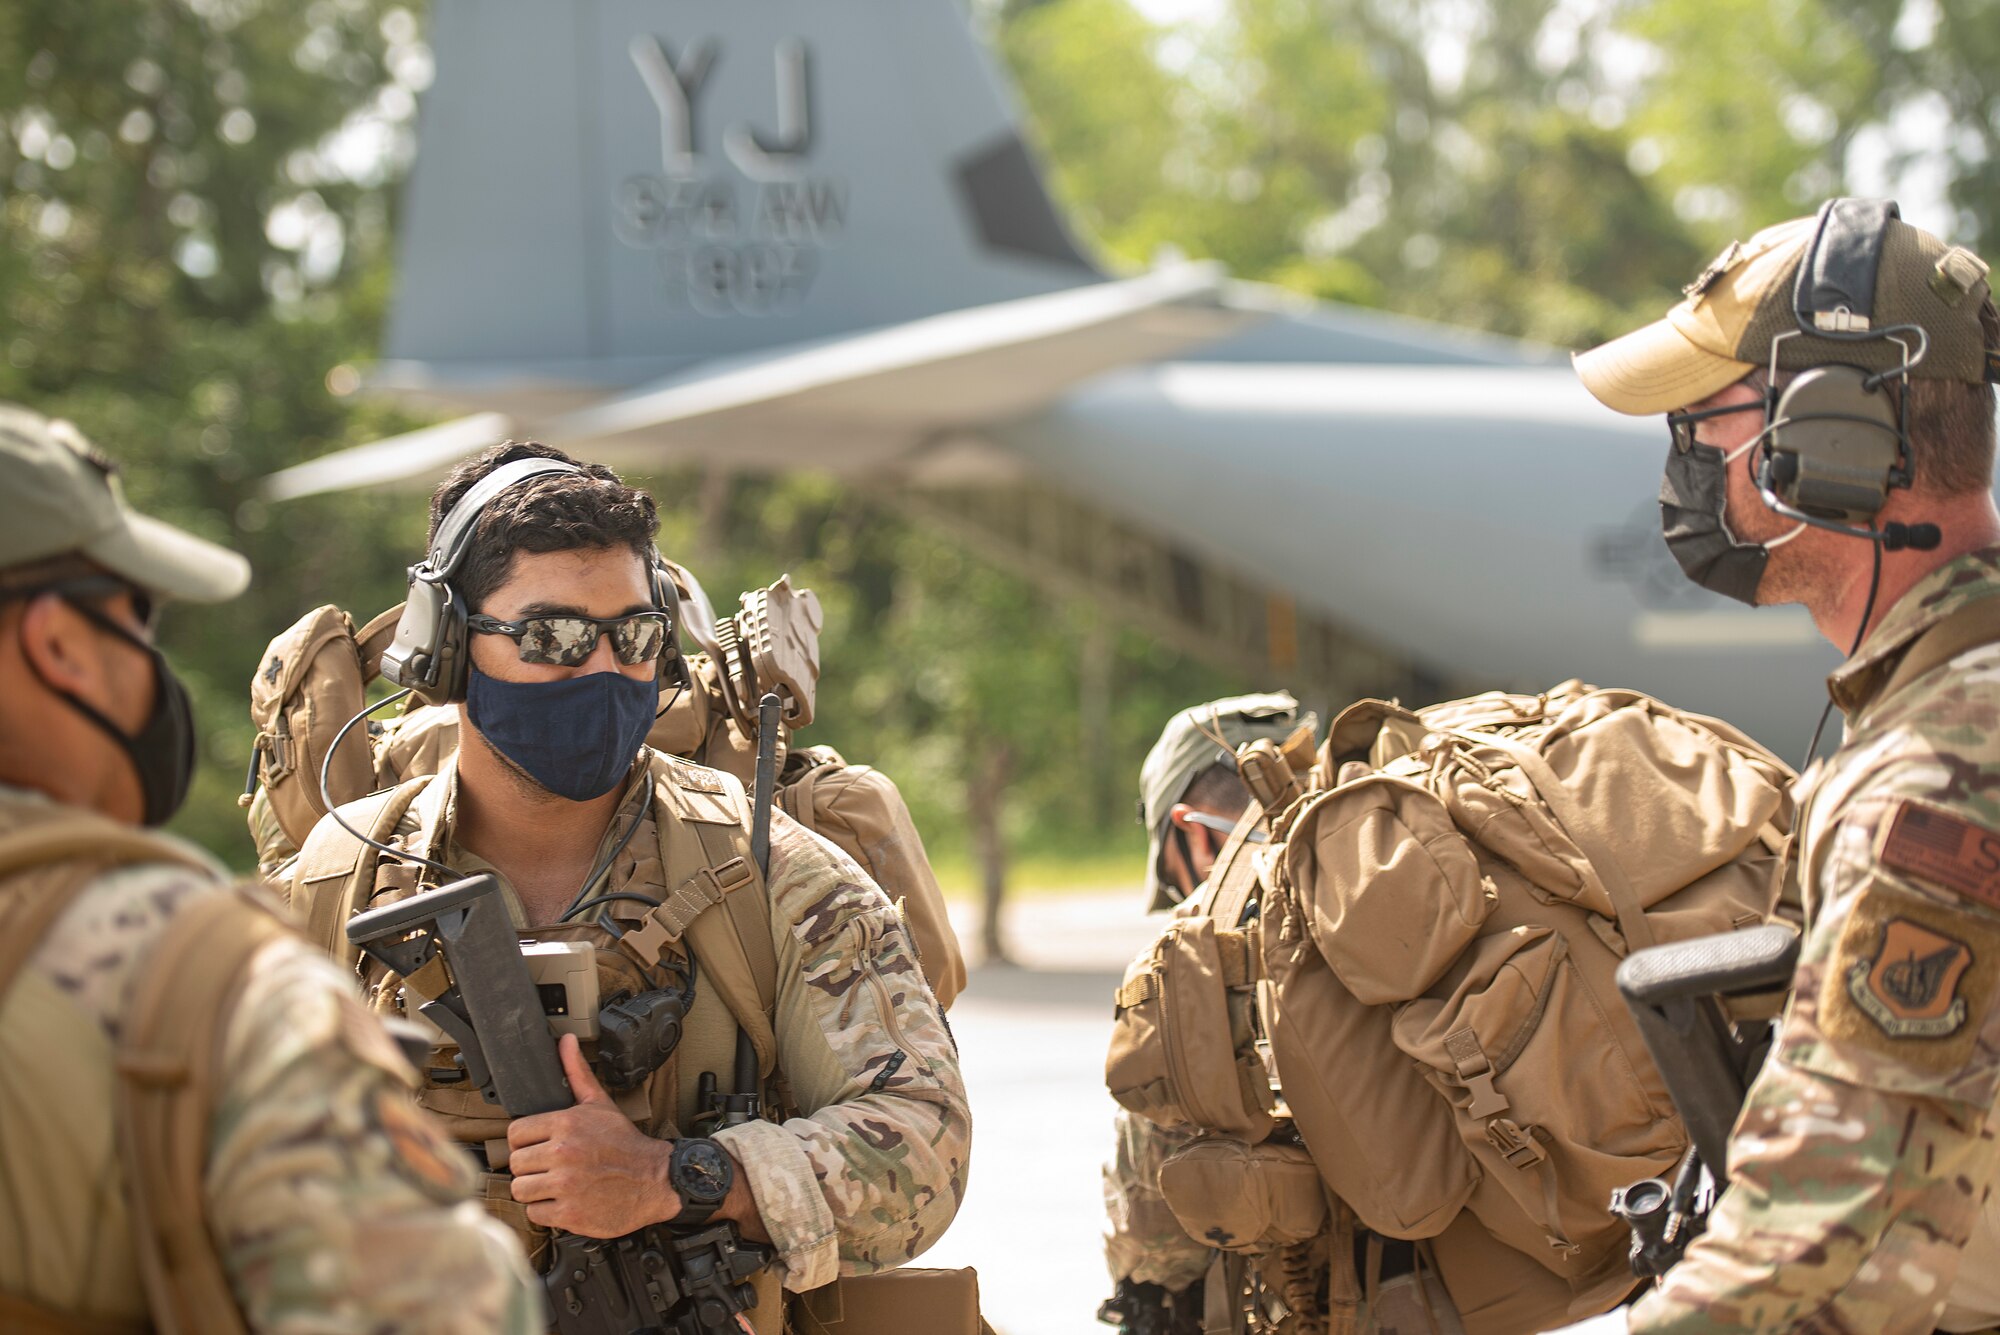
243 603 404 870
1266 683 1789 1318
1106 682 1791 1331
781 745 966 1010
0 809 295 1335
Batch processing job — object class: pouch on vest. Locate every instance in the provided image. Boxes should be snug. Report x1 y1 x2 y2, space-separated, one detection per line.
1156 1136 1329 1254
1106 808 1276 1143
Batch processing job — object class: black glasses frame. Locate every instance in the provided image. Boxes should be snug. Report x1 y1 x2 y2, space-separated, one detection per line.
0 574 156 631
1664 398 1766 454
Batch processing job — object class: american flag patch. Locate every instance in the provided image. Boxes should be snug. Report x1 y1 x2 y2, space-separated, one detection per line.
1880 801 2000 912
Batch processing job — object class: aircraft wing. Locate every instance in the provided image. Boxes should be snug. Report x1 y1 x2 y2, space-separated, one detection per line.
263 262 1254 499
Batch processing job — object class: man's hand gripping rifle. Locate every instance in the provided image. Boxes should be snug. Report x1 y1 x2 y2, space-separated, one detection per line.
1608 924 1801 1278
344 693 790 1335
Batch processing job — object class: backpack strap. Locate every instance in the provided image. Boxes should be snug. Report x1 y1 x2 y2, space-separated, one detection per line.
0 814 210 1001
1876 593 2000 709
616 759 782 1080
292 777 434 971
116 884 293 1335
1464 731 1657 953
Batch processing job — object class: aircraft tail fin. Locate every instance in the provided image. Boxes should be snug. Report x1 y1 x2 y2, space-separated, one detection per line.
385 0 1101 391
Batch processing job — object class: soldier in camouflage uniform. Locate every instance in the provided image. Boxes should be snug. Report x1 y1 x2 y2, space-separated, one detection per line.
1101 694 1313 1334
0 404 541 1331
284 442 969 1326
1552 202 2000 1333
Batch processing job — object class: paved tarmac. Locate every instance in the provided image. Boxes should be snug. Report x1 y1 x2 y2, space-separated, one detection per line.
917 891 1162 1335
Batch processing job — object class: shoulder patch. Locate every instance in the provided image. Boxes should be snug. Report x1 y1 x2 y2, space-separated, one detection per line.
1824 887 2000 1072
1878 800 2000 911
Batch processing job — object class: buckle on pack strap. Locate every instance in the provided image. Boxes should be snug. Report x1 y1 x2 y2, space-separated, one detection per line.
1444 1029 1511 1120
622 856 757 962
1488 1118 1548 1169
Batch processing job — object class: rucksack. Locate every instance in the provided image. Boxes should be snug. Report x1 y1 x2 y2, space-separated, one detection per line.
0 806 295 1335
243 602 403 871
1108 681 1793 1330
781 745 966 1010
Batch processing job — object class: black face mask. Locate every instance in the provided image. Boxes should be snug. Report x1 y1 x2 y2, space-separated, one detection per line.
1659 436 1805 607
33 600 197 827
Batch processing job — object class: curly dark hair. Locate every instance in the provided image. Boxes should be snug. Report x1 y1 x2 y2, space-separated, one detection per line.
428 441 660 611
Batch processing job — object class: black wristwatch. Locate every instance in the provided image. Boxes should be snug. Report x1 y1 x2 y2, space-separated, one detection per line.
668 1136 735 1229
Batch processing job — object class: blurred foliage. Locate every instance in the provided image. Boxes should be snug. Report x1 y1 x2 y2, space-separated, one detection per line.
5 0 1996 886
997 0 1999 348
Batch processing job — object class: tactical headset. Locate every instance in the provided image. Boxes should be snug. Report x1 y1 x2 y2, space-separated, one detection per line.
379 456 689 705
1753 197 1942 553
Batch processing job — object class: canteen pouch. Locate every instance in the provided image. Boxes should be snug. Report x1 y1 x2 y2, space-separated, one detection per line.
1157 1135 1328 1254
1286 775 1495 1006
1107 916 1274 1142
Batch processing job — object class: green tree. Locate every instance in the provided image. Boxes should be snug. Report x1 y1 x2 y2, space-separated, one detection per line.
1 1 432 860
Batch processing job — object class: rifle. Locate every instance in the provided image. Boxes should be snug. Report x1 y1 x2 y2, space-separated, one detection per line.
1608 923 1801 1276
347 874 768 1335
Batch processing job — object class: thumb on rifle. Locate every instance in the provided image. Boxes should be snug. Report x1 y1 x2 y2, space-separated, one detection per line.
558 1032 613 1105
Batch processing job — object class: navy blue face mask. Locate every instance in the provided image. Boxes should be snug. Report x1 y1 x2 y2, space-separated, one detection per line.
465 664 656 801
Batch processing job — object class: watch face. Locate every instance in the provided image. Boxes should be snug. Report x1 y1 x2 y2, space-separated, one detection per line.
675 1139 731 1204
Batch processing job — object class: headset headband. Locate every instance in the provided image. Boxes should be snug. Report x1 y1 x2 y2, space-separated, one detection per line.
1794 198 1900 334
420 457 582 583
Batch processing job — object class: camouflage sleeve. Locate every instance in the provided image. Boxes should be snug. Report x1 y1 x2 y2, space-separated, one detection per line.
1630 792 2000 1335
205 931 547 1334
1103 1108 1211 1291
709 809 971 1292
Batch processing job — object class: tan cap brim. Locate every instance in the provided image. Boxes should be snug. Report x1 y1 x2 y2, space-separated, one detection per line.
84 512 251 603
1573 315 1756 417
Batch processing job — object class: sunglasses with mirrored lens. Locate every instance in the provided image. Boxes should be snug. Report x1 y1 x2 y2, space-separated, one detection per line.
466 611 670 668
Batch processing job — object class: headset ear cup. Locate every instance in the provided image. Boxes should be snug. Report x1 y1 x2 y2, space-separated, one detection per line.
651 557 693 691
1771 365 1901 522
434 595 471 703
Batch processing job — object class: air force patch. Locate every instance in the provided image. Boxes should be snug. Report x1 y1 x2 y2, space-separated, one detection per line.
1823 886 2000 1075
1846 917 1974 1038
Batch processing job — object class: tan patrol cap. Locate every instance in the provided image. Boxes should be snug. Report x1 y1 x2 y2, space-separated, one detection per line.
1140 691 1314 912
1575 202 1998 416
0 402 250 601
